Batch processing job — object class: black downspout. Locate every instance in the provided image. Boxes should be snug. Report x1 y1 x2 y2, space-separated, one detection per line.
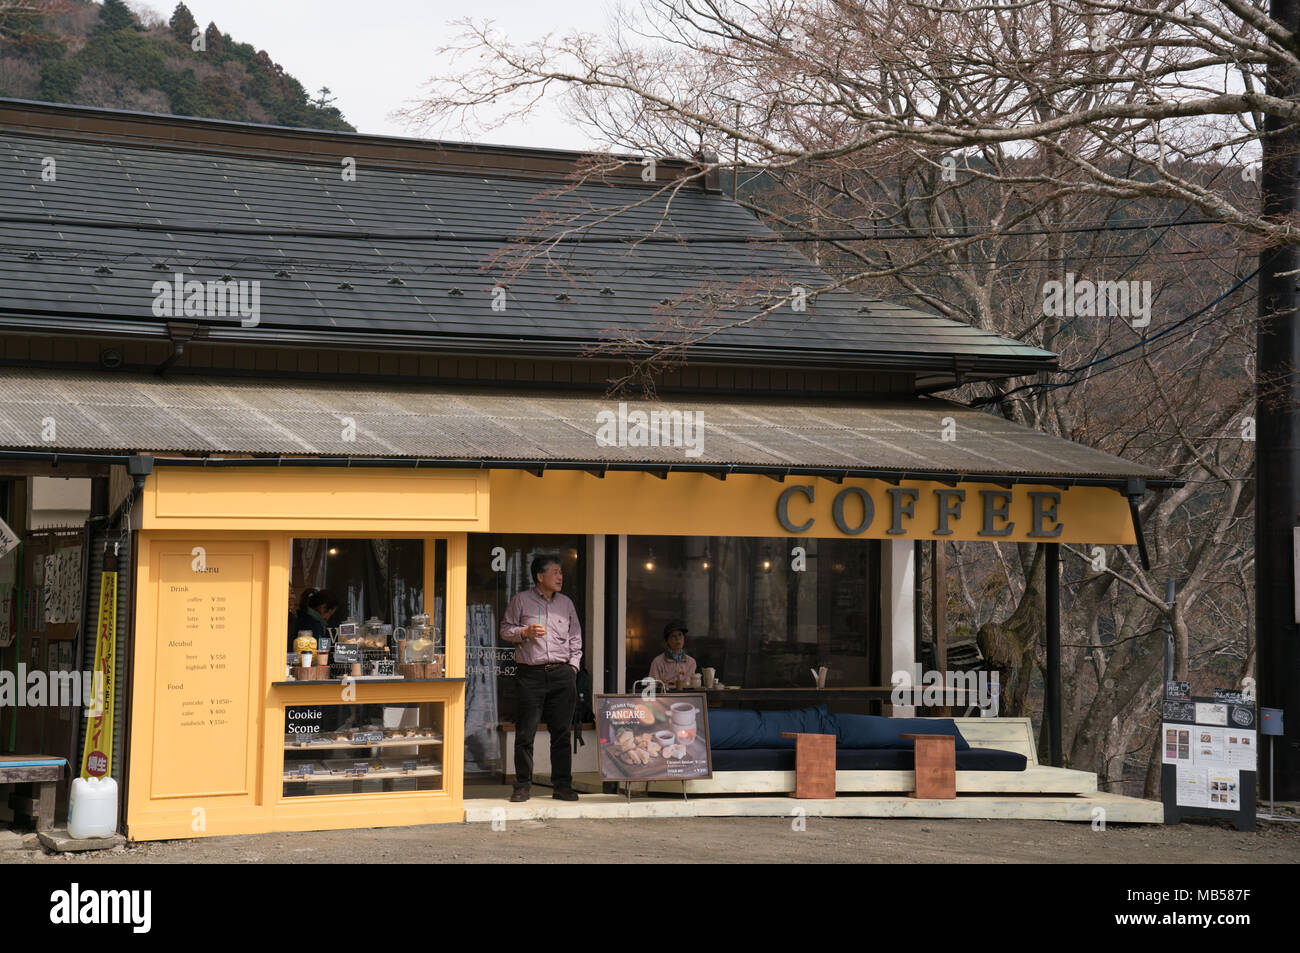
1125 478 1151 571
1045 542 1062 768
603 535 619 696
602 535 620 795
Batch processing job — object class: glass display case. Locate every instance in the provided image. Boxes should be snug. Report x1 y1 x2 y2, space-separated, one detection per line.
282 701 445 797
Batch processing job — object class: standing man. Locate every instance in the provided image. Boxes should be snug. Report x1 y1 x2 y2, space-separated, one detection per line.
500 555 583 802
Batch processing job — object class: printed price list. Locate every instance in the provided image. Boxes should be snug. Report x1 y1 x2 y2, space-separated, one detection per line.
153 550 254 798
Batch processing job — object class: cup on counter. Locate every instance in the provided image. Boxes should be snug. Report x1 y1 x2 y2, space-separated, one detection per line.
350 663 363 677
702 667 716 689
689 673 702 688
300 651 313 667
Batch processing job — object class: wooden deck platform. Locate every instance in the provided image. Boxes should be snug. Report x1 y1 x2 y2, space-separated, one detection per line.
464 791 1163 824
614 717 1099 797
479 716 1163 823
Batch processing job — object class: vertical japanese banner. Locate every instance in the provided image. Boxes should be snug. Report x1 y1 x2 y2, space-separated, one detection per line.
79 570 117 778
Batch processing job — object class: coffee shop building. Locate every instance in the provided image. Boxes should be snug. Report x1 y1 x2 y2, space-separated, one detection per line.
0 100 1168 839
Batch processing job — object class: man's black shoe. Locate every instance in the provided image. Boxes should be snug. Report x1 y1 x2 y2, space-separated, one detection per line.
510 785 530 802
552 786 579 801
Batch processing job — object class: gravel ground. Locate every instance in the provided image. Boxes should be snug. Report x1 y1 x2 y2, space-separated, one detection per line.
8 810 1300 864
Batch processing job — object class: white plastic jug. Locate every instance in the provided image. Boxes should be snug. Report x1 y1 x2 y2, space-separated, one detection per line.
68 776 118 838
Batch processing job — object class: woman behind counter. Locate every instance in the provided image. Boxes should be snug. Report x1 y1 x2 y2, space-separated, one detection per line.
289 587 340 651
649 621 697 689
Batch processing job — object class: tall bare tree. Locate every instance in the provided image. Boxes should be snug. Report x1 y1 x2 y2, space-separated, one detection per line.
408 0 1273 792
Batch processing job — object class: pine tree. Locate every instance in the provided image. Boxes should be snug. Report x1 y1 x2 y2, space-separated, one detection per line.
169 3 198 44
94 0 139 35
203 22 225 56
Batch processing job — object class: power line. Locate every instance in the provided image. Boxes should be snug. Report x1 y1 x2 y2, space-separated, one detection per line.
973 268 1260 405
1053 140 1253 337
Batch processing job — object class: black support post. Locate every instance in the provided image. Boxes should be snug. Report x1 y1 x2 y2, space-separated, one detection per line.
1045 542 1062 767
1258 0 1300 800
603 535 619 695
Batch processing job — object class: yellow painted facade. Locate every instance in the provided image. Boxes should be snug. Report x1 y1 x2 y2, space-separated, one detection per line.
124 466 1134 839
488 470 1136 544
126 471 474 839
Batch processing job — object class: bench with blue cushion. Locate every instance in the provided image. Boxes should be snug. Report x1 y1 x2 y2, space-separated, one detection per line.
639 708 1097 796
708 705 1028 773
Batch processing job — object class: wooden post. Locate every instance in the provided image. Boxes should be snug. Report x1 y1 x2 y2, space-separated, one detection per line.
931 540 949 714
1045 542 1062 767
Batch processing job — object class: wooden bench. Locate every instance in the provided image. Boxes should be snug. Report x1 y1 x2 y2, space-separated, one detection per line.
1 755 68 831
642 717 1096 796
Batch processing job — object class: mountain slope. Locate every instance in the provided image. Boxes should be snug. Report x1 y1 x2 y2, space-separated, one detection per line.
0 0 354 130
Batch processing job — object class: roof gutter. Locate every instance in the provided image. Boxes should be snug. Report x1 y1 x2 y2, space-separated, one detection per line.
0 449 1177 493
0 314 1058 377
129 452 1177 492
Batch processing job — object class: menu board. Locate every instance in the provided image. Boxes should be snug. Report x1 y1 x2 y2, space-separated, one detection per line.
151 548 256 798
1160 690 1256 830
595 693 712 781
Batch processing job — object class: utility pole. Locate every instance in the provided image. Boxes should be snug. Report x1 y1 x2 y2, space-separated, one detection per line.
1257 0 1300 799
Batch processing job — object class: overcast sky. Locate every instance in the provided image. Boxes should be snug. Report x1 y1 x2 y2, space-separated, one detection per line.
130 0 607 149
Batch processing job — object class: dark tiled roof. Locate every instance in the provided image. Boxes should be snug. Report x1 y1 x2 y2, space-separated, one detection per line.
0 368 1165 483
0 101 1055 377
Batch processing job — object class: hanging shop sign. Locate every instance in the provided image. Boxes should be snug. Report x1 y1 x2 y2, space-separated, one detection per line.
0 517 18 559
487 471 1136 543
776 483 1067 538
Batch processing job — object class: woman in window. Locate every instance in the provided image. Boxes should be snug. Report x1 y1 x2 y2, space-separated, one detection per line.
648 621 697 689
289 587 340 651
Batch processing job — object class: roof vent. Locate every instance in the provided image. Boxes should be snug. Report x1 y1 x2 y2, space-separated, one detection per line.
151 261 168 270
555 293 570 301
659 298 672 305
274 270 292 278
600 287 615 295
23 251 41 261
219 273 233 281
337 282 354 290
387 277 405 286
94 266 113 275
447 287 464 296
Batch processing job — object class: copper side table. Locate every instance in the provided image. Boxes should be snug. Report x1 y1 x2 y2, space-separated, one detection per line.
780 732 837 799
900 734 956 799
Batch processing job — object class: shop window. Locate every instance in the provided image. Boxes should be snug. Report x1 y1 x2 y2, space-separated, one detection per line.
464 534 588 777
287 535 439 655
282 702 444 797
625 536 879 690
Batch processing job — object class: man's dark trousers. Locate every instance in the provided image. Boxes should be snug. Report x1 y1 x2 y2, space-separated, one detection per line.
514 664 577 788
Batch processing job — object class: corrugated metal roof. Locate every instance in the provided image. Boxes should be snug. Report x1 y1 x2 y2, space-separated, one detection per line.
0 102 1056 375
0 368 1164 482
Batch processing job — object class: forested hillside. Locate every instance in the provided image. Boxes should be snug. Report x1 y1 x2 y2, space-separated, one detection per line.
0 0 353 129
